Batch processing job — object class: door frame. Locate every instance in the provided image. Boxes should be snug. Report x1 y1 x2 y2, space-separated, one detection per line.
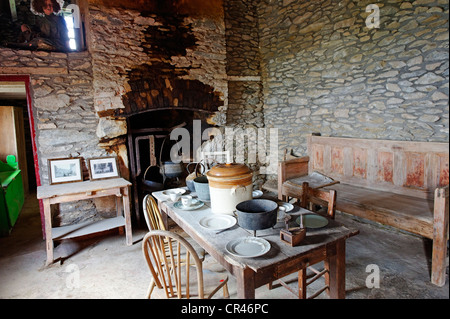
0 74 44 237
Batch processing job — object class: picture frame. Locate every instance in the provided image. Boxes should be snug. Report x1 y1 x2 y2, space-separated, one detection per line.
48 158 83 185
87 157 120 181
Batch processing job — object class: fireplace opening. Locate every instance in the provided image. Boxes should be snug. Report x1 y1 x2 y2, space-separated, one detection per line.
127 108 217 223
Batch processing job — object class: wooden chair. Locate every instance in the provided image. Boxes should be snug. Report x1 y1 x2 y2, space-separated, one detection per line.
277 152 338 203
143 194 166 231
143 194 207 263
142 230 229 299
272 182 337 299
300 182 336 219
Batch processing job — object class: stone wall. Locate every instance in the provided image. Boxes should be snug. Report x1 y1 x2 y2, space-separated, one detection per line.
224 0 263 127
89 4 228 126
2 0 448 226
0 1 230 225
0 48 107 224
223 0 267 188
257 0 449 157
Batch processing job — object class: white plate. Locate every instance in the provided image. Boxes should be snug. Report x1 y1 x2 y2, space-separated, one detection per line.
252 190 263 198
296 214 328 228
173 199 204 210
199 215 236 231
279 202 294 212
225 237 271 258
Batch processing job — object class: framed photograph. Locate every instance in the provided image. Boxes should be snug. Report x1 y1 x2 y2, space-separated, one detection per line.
48 158 83 185
88 157 120 181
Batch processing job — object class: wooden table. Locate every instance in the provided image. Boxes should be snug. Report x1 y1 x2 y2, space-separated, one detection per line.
152 189 359 299
37 178 133 265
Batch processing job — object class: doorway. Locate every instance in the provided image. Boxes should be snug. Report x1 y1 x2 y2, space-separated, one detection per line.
0 75 43 236
0 78 37 193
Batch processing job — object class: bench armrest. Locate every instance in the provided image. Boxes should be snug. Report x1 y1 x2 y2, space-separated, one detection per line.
434 185 449 225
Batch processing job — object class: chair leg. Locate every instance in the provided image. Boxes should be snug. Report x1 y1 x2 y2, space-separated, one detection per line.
207 277 230 299
147 278 156 299
223 283 230 298
323 260 331 296
298 268 307 299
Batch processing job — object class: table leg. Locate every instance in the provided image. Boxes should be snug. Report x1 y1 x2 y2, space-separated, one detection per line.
157 200 169 230
298 268 307 299
122 186 133 246
116 192 123 218
326 239 346 299
236 267 255 299
43 199 53 265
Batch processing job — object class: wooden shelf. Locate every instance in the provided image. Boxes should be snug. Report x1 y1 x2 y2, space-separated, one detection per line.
52 216 125 241
38 178 133 265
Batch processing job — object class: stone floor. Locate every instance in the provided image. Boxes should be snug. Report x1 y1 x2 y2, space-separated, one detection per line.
0 193 448 299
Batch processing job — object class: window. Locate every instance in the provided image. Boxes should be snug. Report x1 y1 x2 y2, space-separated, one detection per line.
63 4 84 51
64 12 77 50
0 0 86 52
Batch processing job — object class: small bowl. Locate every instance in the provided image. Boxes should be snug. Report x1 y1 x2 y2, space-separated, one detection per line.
252 190 263 198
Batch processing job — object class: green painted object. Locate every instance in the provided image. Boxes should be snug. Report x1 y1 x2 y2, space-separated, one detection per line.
0 156 24 236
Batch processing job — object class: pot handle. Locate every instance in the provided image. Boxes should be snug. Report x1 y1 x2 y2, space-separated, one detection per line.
186 162 196 174
186 162 205 176
195 162 205 176
231 184 247 195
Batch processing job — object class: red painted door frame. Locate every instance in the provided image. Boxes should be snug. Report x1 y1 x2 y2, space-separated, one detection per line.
0 74 45 237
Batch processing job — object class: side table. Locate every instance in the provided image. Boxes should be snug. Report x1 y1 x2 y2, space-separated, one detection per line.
37 178 133 265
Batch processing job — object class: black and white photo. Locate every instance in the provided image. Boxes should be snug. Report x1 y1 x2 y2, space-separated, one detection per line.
48 158 82 185
88 157 120 180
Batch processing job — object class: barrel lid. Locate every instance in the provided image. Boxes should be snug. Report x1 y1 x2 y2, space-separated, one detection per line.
206 163 252 178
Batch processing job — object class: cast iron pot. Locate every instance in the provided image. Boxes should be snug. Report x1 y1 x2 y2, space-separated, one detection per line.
141 166 164 193
160 161 183 179
235 199 278 231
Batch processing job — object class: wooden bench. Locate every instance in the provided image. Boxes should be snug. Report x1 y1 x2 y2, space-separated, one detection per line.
278 135 449 287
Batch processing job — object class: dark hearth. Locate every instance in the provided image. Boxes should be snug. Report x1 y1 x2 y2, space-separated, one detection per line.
119 11 223 118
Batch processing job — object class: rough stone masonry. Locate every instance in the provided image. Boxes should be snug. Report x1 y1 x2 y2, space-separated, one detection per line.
257 0 448 158
0 0 448 226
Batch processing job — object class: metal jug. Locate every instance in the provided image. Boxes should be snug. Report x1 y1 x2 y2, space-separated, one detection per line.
185 162 205 192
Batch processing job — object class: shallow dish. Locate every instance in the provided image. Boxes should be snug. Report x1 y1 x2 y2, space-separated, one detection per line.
173 199 204 210
225 237 271 258
278 202 294 212
199 215 236 231
296 214 328 228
